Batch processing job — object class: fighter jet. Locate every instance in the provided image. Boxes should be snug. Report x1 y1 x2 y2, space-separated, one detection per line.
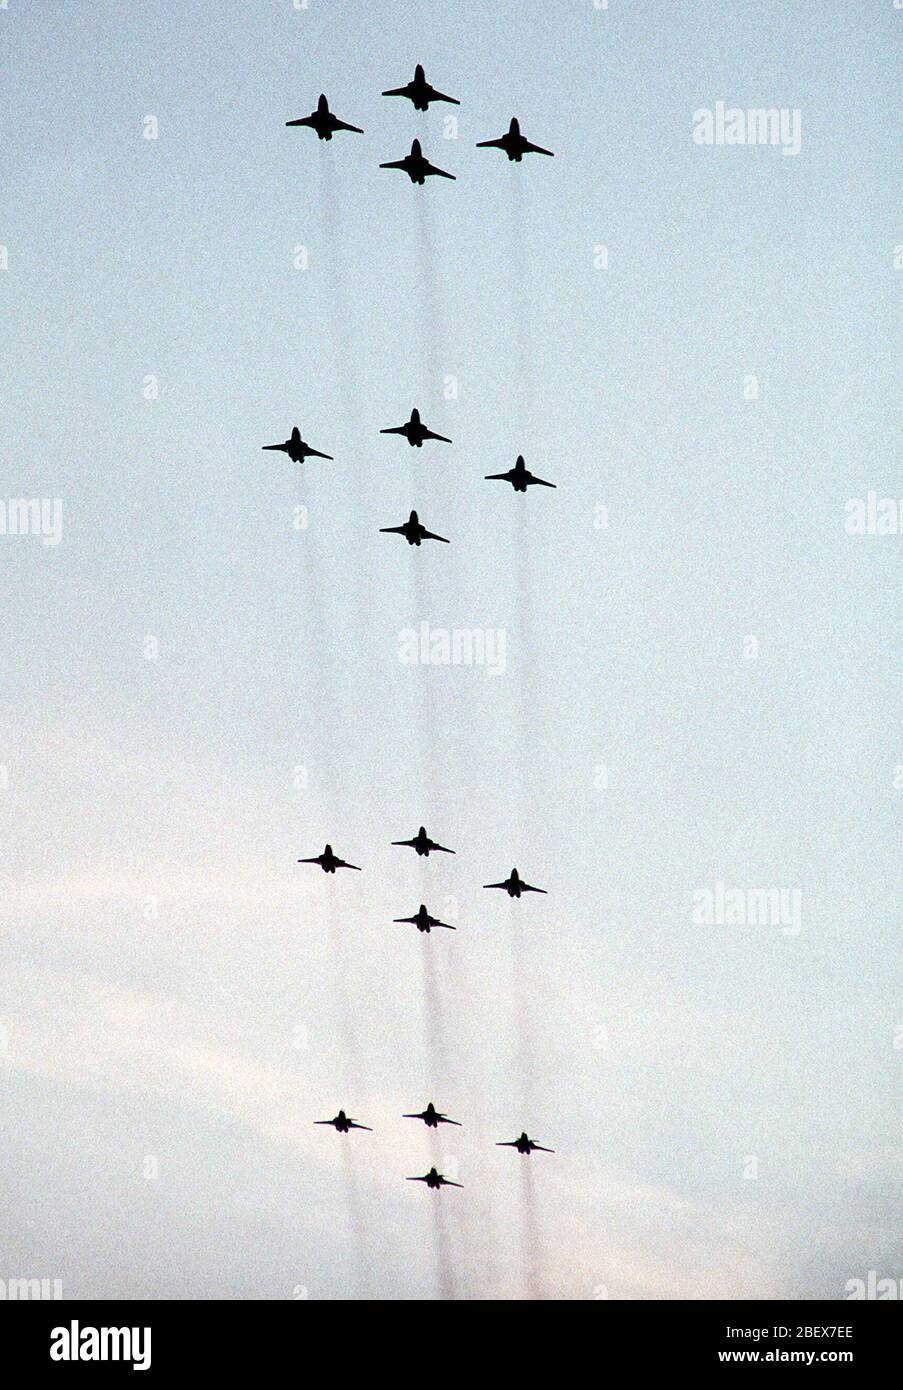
380 511 449 546
380 138 455 185
483 868 547 898
407 1167 463 1189
262 426 333 465
297 844 361 874
380 407 451 448
392 826 455 857
315 1110 372 1133
403 1102 462 1129
485 455 556 492
286 94 364 140
497 1132 555 1155
382 65 460 112
394 903 455 933
476 117 554 162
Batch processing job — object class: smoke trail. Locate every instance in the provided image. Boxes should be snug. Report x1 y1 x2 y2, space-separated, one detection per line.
508 165 533 430
340 1134 373 1298
431 1193 457 1300
420 933 449 1093
519 1158 546 1300
317 144 370 636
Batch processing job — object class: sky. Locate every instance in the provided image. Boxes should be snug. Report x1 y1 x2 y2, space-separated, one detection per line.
0 1 900 1299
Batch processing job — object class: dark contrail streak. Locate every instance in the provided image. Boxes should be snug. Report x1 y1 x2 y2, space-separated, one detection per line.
519 1156 546 1300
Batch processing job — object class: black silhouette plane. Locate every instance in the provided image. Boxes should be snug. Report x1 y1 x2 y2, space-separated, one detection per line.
407 1167 463 1189
477 117 554 162
381 407 451 448
297 844 361 874
403 1102 462 1128
486 455 556 492
380 511 449 546
262 426 333 465
497 1132 555 1155
382 65 460 112
380 138 455 185
315 1110 372 1133
483 868 547 898
286 94 364 140
394 903 455 933
392 826 455 857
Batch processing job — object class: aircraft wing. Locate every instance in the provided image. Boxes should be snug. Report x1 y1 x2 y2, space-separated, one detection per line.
523 140 554 157
304 446 333 460
440 1178 464 1187
496 1140 518 1147
347 1121 372 1131
380 525 407 535
314 1119 334 1126
533 1144 555 1152
333 117 364 133
262 443 288 453
424 162 456 181
382 85 410 98
406 1175 429 1183
335 858 361 871
484 471 513 481
483 881 508 890
297 856 323 864
431 89 460 106
394 916 418 925
423 427 453 443
521 882 547 894
439 1116 462 1126
531 475 556 488
380 424 408 435
420 528 450 543
431 842 455 854
476 136 507 150
433 920 456 930
391 838 417 848
286 116 315 128
379 159 409 171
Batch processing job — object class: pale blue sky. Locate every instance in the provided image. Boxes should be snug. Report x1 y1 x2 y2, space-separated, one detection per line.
1 1 900 1298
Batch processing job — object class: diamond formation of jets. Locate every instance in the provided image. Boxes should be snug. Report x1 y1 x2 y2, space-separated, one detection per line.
403 1102 462 1129
262 426 333 465
477 117 554 162
382 65 460 112
497 1132 555 1155
486 455 556 492
407 1167 463 1189
380 510 449 547
394 903 456 934
380 407 452 448
380 138 456 185
315 1110 372 1133
483 868 547 898
286 94 364 140
297 844 361 874
392 826 455 857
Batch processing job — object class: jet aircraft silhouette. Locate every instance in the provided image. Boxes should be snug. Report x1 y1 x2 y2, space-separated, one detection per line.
380 407 451 448
315 1110 372 1133
380 138 455 184
392 826 455 857
403 1102 462 1128
262 426 332 465
407 1167 463 1189
486 455 556 492
382 65 460 112
380 511 449 546
497 1132 555 1154
394 903 455 933
477 117 554 162
286 94 363 140
297 844 361 873
483 868 547 898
